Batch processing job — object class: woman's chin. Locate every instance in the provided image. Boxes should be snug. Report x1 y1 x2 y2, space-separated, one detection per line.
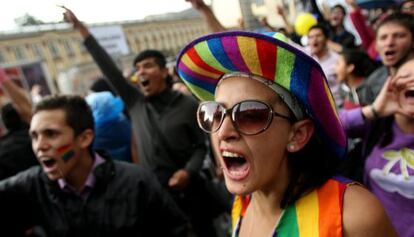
224 178 253 196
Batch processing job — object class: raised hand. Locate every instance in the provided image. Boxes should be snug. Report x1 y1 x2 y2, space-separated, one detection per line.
185 0 207 10
60 6 90 38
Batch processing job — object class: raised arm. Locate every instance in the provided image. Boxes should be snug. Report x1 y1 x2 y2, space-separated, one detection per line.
62 7 141 108
0 68 33 124
276 5 294 34
186 0 226 33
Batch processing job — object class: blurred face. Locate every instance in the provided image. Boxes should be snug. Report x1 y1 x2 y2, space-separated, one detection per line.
30 109 86 181
135 57 168 97
376 22 414 67
330 7 345 28
210 77 293 195
308 28 328 57
396 60 414 115
401 1 414 15
334 55 349 83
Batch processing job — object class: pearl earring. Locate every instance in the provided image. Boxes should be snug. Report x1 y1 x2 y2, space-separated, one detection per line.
288 144 295 152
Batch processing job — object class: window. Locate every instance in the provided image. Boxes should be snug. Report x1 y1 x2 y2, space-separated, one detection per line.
0 50 5 63
63 40 75 57
31 44 44 59
12 46 26 60
78 39 87 53
47 41 60 59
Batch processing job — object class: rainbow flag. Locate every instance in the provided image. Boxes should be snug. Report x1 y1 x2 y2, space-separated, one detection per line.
57 144 75 162
231 178 349 237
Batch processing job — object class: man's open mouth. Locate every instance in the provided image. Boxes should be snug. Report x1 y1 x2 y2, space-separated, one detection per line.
40 157 58 171
140 77 150 87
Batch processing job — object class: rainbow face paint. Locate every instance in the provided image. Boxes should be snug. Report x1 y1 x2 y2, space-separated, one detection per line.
57 144 75 162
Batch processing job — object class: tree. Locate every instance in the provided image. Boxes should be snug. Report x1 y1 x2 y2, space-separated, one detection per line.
14 14 44 27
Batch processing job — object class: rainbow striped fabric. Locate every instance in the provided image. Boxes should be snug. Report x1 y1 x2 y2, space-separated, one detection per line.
57 144 75 162
176 31 347 159
231 178 350 237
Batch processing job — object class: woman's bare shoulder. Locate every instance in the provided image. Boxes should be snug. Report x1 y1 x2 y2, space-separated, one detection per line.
342 185 398 237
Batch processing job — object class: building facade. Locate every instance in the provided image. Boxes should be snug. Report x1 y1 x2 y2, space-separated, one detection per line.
0 15 208 94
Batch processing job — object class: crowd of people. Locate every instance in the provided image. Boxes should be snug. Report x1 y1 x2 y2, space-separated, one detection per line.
0 0 413 236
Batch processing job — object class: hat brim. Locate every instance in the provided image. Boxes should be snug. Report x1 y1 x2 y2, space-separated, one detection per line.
176 31 347 159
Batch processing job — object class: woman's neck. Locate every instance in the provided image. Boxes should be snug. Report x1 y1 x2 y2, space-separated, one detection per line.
346 76 364 89
395 114 414 134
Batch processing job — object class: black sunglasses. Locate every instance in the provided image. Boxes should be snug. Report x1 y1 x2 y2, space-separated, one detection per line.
197 100 293 135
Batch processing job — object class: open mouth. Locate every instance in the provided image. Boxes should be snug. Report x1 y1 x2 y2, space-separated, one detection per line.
221 150 250 180
384 50 396 59
140 77 150 87
40 157 58 171
405 89 414 99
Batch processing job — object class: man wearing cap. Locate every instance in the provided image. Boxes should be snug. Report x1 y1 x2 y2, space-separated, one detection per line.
63 8 216 237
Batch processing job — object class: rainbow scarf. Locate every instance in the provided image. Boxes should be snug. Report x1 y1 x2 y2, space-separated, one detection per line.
231 177 350 237
57 144 75 162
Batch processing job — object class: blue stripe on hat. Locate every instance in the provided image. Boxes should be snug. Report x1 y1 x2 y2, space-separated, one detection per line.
207 38 238 71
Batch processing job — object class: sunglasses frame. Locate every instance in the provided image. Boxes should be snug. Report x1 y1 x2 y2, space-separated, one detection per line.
197 100 294 136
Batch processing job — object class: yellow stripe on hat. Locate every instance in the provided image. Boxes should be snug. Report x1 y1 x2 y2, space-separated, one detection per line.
181 54 222 79
237 36 263 76
323 80 339 119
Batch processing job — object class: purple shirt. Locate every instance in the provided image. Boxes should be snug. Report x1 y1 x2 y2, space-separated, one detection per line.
58 153 105 199
340 108 414 237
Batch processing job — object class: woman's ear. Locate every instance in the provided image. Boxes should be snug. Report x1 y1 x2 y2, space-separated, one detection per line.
346 64 355 75
287 119 314 152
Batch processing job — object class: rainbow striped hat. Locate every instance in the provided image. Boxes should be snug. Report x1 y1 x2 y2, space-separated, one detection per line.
176 31 346 159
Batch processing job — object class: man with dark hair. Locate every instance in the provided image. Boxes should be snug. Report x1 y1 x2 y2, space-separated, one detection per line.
401 0 414 15
0 103 37 180
0 95 188 236
63 8 215 237
361 12 414 104
329 4 356 49
306 24 342 107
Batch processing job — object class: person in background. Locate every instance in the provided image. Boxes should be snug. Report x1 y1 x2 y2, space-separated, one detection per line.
335 49 378 110
306 24 343 107
401 0 414 15
176 30 396 236
86 91 132 162
64 7 216 237
361 12 414 105
0 95 189 236
0 103 38 180
339 58 414 237
328 4 356 49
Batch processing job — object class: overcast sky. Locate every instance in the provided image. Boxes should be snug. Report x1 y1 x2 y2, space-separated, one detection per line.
1 0 198 31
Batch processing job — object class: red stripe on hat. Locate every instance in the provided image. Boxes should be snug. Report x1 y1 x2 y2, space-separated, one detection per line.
256 39 277 80
187 47 223 75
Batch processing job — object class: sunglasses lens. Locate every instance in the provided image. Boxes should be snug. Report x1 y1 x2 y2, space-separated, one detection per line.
234 101 271 135
197 102 224 133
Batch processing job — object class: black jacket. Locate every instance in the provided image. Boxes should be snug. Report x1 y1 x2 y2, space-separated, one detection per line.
0 128 38 180
0 151 189 237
